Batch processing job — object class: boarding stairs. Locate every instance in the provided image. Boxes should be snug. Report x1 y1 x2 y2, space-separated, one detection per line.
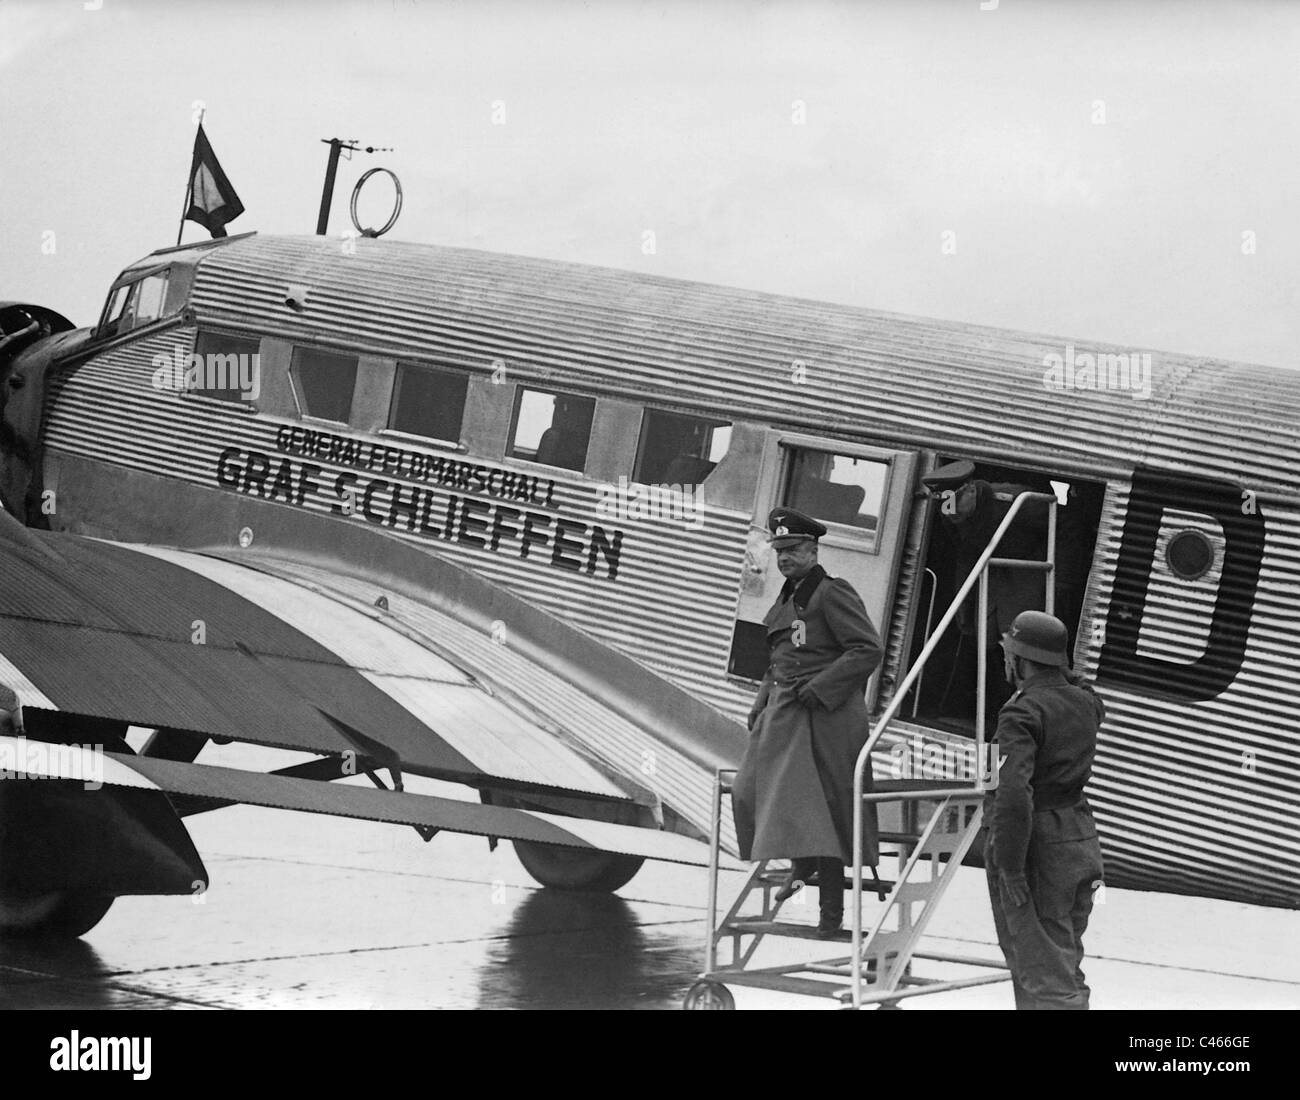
685 490 1058 1009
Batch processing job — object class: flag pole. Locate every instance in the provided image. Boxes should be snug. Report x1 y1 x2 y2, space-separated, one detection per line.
176 109 206 246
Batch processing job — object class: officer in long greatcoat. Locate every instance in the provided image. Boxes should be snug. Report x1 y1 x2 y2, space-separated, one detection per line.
987 610 1105 1009
731 508 883 935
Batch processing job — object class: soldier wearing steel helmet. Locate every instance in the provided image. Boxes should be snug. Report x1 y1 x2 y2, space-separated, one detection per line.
987 609 1105 1010
731 507 883 937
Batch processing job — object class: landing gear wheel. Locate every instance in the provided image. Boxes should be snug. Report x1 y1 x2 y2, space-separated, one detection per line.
683 980 735 1010
512 840 644 892
0 892 114 939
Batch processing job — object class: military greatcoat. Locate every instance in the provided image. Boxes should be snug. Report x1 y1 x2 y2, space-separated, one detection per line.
732 565 883 866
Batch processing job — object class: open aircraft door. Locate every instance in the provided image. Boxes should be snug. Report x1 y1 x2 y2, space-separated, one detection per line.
727 433 918 709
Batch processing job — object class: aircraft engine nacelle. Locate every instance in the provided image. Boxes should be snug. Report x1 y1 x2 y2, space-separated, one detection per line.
0 713 208 938
0 303 80 522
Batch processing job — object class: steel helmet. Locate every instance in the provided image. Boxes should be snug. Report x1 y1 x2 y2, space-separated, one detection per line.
1001 610 1070 667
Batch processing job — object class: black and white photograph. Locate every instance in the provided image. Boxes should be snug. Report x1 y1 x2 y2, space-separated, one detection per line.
0 0 1296 1059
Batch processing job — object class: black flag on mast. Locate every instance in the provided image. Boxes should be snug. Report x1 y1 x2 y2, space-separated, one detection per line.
184 123 244 238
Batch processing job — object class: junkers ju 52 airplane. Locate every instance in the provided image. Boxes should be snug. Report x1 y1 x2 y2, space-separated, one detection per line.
0 229 1296 938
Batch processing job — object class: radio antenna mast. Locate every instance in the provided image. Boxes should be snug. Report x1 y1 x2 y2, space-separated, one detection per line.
316 138 393 235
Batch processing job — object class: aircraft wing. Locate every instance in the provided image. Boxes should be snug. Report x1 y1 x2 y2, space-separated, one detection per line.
0 510 746 860
0 736 737 868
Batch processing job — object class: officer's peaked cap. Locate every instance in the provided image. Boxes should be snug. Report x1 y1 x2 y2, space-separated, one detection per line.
921 458 976 492
767 507 827 548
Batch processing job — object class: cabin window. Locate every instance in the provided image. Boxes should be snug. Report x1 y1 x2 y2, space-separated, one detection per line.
781 447 887 533
633 410 731 487
507 388 596 472
387 363 469 443
186 331 261 403
96 268 171 339
289 347 358 423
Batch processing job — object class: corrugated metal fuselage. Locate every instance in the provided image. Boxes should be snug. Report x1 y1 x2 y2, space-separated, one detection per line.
23 234 1300 909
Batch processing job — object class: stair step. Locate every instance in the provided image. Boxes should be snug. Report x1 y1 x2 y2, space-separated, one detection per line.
893 881 941 904
889 716 978 738
805 962 860 978
855 932 909 954
873 774 977 790
701 970 850 999
873 778 980 793
756 873 897 894
723 920 918 951
726 919 854 942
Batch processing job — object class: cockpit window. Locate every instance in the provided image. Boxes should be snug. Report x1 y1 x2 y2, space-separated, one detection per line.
129 271 169 326
96 268 171 339
99 285 131 334
289 346 358 423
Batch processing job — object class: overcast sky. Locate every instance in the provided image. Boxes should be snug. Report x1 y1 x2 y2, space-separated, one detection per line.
1 0 1296 370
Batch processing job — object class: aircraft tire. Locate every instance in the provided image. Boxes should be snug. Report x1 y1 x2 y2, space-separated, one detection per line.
683 980 735 1010
0 892 114 939
512 840 644 892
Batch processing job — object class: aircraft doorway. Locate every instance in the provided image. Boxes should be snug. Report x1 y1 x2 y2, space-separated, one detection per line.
898 461 1104 736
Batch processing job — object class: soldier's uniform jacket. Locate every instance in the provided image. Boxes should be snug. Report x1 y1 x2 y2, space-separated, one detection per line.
732 565 884 865
987 667 1105 906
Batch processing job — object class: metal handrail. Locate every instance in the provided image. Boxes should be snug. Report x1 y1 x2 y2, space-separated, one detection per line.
849 490 1056 1008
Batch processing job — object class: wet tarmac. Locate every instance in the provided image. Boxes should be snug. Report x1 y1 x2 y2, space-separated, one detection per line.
0 778 714 1011
4 771 1300 1011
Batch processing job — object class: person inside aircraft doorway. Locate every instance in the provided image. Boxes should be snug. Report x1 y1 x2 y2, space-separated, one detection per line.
731 507 884 937
0 683 24 737
923 459 1050 729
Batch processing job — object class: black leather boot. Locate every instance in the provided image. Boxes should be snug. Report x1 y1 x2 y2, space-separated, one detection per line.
817 908 843 937
775 857 816 903
817 857 844 936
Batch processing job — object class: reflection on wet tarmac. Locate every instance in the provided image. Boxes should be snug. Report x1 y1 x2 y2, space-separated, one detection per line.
0 938 116 1010
475 891 699 1010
